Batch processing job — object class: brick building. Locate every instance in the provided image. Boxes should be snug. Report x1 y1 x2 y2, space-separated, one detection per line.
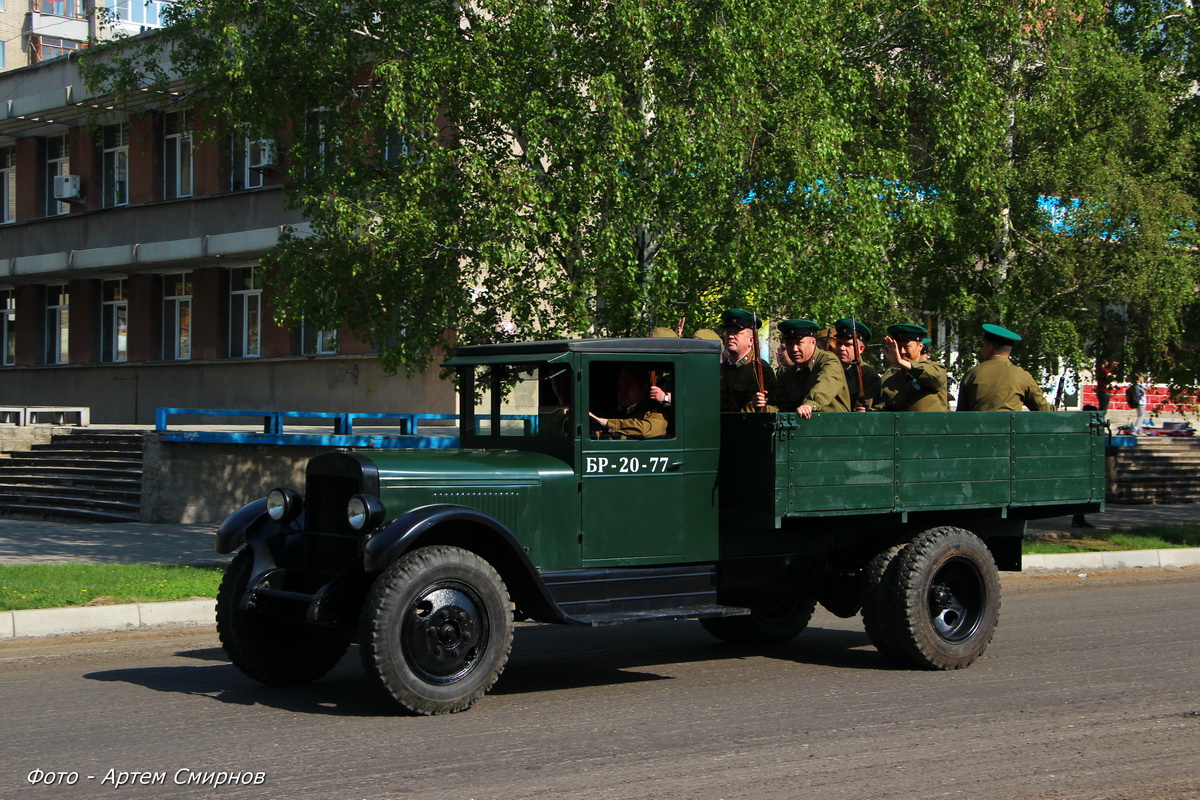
0 51 452 423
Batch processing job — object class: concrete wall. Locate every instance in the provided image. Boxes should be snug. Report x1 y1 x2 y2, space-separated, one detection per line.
140 433 338 523
0 425 69 454
0 354 456 424
0 186 302 264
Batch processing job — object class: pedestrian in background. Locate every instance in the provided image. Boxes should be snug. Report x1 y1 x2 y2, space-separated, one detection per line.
1095 359 1116 413
1127 376 1148 435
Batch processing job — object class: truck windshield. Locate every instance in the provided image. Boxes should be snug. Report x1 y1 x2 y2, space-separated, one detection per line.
459 363 576 459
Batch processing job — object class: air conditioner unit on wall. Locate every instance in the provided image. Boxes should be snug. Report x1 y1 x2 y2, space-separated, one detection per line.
53 174 82 201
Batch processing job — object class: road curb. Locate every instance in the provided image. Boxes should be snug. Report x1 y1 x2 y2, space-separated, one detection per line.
0 598 214 640
1021 547 1200 572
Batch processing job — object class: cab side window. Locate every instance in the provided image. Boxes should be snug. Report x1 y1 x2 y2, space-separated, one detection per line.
588 361 675 440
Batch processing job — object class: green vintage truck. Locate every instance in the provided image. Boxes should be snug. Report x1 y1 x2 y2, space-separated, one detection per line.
215 337 1105 714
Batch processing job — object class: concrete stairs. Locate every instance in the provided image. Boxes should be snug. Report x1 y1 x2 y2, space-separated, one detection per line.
1108 437 1200 504
0 429 145 522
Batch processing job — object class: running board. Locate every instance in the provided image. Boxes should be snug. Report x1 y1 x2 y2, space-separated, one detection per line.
541 563 747 625
570 603 750 627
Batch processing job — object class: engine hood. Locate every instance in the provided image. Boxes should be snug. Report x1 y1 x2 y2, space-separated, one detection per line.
356 448 575 488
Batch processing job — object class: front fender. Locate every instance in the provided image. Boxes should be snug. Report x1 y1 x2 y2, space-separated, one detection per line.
362 504 571 624
362 504 528 573
215 499 303 554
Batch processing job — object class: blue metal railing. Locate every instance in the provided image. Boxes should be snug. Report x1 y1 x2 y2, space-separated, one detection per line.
154 408 538 448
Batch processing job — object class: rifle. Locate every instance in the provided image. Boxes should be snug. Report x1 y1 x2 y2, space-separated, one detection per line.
751 316 765 413
850 314 866 409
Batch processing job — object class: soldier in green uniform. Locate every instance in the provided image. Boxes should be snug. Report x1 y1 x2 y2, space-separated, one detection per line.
957 324 1053 412
832 318 881 411
719 309 778 412
775 319 851 417
588 366 669 439
874 323 950 411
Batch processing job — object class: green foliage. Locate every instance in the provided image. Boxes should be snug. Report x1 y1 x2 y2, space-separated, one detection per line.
81 0 1200 378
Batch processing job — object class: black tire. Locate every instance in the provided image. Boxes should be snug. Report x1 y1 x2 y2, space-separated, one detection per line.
216 549 350 685
861 542 908 663
359 546 513 715
885 526 1001 670
700 592 818 645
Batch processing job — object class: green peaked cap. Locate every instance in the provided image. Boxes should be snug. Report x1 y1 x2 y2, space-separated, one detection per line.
720 308 760 330
834 318 872 341
887 323 928 342
982 323 1022 345
778 319 821 338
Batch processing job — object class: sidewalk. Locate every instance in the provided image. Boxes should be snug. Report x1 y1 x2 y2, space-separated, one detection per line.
1 503 1198 640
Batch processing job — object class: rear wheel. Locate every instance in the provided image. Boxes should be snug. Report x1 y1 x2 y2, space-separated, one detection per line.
216 549 349 685
861 542 908 663
700 592 817 645
885 527 1001 670
359 546 513 715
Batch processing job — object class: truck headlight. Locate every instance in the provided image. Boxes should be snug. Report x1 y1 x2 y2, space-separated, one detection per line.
266 487 303 524
347 494 385 532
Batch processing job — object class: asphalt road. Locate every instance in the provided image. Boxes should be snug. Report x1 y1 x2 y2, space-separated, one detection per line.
1 569 1197 800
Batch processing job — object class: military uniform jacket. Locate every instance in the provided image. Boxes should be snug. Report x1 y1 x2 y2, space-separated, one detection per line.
600 400 669 439
875 359 950 412
957 356 1052 412
845 361 881 409
720 356 779 412
777 350 851 413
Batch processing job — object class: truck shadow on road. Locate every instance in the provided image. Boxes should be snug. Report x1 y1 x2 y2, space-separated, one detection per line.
82 620 898 717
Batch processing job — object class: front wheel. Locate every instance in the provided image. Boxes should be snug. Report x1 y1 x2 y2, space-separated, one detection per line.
359 546 514 715
216 549 350 685
885 527 1001 670
700 592 817 645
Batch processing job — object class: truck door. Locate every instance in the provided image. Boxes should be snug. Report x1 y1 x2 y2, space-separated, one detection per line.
580 358 688 565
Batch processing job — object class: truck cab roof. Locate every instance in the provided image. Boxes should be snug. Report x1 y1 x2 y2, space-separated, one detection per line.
444 337 721 365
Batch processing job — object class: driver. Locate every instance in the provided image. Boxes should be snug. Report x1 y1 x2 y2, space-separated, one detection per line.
589 367 668 439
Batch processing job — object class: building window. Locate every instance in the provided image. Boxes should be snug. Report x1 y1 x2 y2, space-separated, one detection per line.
302 323 339 355
112 0 170 27
381 128 427 165
45 284 69 364
102 123 129 208
163 272 191 360
0 146 14 224
231 136 274 191
101 278 128 363
34 36 85 61
305 110 336 175
1 290 14 366
42 0 85 16
229 267 261 358
163 110 193 199
45 135 70 216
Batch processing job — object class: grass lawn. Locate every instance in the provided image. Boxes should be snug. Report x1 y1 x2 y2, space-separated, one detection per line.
0 563 224 612
1022 523 1200 555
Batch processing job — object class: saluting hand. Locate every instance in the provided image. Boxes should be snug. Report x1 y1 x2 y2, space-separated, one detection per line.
882 336 912 371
